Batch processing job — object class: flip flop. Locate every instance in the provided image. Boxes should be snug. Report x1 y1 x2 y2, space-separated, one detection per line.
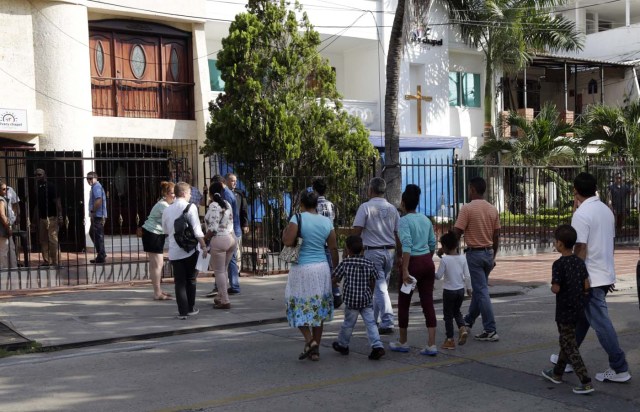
153 295 172 301
162 292 173 298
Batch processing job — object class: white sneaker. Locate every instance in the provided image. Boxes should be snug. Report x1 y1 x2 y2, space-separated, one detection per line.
595 367 631 383
187 307 200 316
550 353 574 373
420 345 438 356
389 341 410 353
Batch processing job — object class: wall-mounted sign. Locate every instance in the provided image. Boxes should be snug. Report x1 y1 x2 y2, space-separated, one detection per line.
0 109 28 133
410 27 444 47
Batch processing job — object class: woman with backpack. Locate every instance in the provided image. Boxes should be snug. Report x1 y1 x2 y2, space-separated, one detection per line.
162 182 208 319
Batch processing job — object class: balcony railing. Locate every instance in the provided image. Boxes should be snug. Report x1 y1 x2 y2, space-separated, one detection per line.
91 77 195 120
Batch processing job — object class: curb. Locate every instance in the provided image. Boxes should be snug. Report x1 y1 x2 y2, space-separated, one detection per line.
28 290 525 353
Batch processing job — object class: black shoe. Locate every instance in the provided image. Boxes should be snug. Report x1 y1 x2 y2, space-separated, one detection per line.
227 288 240 295
205 289 218 298
368 347 386 360
90 259 106 264
378 327 394 335
332 342 349 355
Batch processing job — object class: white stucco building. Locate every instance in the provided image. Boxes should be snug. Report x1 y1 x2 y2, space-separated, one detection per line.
0 0 484 252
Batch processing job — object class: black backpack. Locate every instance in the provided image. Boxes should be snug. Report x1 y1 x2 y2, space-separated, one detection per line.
173 203 198 252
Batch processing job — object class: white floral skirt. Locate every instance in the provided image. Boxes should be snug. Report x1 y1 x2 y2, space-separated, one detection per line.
285 262 334 327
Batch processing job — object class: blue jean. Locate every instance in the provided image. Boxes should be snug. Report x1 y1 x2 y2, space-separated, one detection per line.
89 216 106 260
338 305 383 349
227 235 240 292
364 249 395 329
576 286 628 373
464 249 496 333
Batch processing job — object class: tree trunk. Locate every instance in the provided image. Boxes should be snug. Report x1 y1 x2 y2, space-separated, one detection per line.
483 56 494 140
383 0 405 207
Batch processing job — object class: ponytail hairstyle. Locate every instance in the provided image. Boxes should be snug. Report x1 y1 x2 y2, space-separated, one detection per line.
209 181 227 209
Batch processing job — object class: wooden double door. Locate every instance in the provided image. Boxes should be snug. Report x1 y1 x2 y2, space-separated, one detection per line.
89 20 193 119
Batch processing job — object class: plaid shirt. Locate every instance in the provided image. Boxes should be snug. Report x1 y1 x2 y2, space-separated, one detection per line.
333 256 380 309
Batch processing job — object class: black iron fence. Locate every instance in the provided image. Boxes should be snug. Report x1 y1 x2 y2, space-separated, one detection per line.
2 146 637 290
0 139 198 291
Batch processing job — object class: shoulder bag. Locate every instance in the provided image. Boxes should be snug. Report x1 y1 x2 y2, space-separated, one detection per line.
280 213 303 263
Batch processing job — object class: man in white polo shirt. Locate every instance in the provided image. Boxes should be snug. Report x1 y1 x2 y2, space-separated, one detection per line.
553 172 630 383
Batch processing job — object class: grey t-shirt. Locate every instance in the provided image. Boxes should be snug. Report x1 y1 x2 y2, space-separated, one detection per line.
352 197 399 246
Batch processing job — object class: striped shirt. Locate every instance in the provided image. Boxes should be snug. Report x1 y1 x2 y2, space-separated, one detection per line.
454 199 500 248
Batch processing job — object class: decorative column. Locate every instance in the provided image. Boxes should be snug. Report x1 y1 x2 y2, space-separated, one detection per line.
31 0 93 154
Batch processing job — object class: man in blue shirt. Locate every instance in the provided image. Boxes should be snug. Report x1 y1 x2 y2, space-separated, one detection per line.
87 171 107 264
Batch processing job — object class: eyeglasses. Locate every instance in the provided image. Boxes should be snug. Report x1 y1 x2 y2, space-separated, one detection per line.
35 173 43 177
86 177 93 180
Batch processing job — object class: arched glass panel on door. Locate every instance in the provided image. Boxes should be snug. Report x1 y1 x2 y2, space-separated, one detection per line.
170 47 179 80
95 41 105 75
130 45 146 79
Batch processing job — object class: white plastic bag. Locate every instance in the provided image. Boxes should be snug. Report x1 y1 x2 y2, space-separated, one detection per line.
195 246 211 272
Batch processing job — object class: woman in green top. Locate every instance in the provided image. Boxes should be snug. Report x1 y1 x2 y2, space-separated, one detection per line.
390 184 438 356
142 181 175 300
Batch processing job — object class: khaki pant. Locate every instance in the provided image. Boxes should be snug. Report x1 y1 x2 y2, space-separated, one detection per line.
209 234 236 305
38 217 59 265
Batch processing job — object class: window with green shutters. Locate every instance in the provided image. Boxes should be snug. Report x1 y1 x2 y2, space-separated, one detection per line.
208 60 225 92
449 72 480 108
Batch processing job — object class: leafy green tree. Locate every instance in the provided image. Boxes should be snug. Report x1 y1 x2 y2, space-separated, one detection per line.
204 0 377 213
447 0 583 138
577 100 640 158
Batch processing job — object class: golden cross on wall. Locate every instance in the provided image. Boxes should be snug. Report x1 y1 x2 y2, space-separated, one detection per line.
404 85 433 134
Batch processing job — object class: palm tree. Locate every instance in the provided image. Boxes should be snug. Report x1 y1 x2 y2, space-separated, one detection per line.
384 0 430 206
477 102 579 213
478 102 579 166
577 100 640 158
447 0 583 139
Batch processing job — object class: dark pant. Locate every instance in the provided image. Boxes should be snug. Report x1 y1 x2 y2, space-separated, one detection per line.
89 216 106 260
171 252 199 316
442 288 465 338
397 253 436 329
554 322 591 384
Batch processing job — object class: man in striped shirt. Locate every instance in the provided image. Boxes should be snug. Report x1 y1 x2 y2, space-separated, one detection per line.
452 176 500 342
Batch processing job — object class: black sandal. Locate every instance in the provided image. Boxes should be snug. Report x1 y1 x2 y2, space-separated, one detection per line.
309 342 320 361
298 341 312 360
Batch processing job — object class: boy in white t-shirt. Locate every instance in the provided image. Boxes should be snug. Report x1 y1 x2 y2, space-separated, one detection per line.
436 231 472 349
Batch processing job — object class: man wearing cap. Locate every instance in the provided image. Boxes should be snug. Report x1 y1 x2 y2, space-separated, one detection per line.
352 177 401 335
33 169 62 267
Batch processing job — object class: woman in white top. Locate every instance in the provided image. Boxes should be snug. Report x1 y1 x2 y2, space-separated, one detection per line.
204 181 236 309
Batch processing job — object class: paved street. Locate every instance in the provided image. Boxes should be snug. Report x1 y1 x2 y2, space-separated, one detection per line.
0 271 638 411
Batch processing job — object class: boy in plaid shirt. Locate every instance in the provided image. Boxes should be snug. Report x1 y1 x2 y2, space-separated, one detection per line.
332 235 386 360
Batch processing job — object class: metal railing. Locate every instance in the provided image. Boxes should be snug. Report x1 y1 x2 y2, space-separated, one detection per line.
91 77 194 120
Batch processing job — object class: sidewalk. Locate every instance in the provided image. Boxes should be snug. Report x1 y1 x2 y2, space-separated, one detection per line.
0 247 638 351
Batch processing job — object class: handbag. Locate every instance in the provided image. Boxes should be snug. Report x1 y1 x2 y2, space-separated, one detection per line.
280 213 303 263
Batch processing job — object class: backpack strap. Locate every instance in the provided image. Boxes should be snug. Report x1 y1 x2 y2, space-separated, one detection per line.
296 212 302 239
182 203 192 215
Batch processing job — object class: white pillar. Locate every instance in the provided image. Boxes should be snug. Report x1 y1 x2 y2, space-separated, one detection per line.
32 0 93 154
626 0 631 26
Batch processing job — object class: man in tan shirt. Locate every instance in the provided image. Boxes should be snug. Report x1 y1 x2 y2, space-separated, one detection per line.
452 176 500 342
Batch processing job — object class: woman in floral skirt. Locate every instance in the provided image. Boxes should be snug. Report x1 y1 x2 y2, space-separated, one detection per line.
282 189 338 361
